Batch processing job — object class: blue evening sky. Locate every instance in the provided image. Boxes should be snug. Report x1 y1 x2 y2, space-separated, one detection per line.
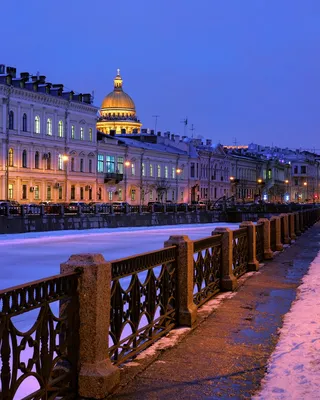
1 0 320 149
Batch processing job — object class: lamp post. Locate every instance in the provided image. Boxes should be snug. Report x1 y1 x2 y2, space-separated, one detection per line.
63 154 69 202
284 179 289 203
176 167 182 202
303 181 308 202
124 160 131 202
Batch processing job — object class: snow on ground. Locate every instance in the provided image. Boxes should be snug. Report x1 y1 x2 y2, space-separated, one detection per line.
254 250 320 400
0 222 239 290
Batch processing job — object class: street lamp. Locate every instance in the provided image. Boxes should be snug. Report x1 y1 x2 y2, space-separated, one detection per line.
303 181 308 202
284 180 290 202
176 168 182 202
124 160 131 202
63 155 69 201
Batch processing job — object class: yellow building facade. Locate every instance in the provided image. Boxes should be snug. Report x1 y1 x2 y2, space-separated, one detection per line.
97 70 142 134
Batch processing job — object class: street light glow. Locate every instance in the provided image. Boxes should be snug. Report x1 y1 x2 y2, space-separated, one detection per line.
285 180 289 184
257 178 262 184
176 168 182 174
303 182 308 186
229 176 235 181
124 160 131 167
62 155 69 161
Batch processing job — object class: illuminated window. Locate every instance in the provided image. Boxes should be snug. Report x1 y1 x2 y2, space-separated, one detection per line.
34 185 39 200
47 118 52 135
157 165 161 178
8 184 13 199
117 157 124 174
142 162 145 176
106 156 115 173
89 128 93 141
108 191 113 201
164 166 168 178
97 154 104 173
150 164 153 177
131 162 135 176
58 120 63 137
34 115 40 134
47 185 51 200
80 127 84 140
8 148 14 167
172 167 175 179
71 125 75 139
131 189 136 201
58 154 63 170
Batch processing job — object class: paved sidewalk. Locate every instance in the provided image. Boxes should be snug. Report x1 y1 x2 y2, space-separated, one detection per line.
112 223 320 400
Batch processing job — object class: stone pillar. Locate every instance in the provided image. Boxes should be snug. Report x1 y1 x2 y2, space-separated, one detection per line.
164 236 197 327
270 216 283 251
257 218 273 259
61 254 120 398
239 221 259 271
212 228 237 291
288 213 296 240
295 212 301 236
279 213 290 244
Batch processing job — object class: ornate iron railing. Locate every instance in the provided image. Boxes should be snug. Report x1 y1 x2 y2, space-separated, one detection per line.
270 219 277 251
256 223 264 262
0 272 80 399
232 227 249 277
193 234 222 307
109 246 177 365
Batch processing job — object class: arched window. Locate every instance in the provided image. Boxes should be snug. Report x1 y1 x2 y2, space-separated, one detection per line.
47 118 52 135
89 159 92 173
9 111 14 130
8 148 14 167
58 120 63 137
71 157 75 172
80 158 84 172
34 115 40 134
22 113 27 132
80 127 84 140
35 151 39 168
22 150 27 168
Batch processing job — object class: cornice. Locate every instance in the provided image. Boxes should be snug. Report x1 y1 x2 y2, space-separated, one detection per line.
0 83 98 115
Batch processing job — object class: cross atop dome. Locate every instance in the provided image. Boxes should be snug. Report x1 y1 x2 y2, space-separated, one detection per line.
114 69 123 90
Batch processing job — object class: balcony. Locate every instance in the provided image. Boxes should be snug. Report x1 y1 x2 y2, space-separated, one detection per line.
104 172 123 184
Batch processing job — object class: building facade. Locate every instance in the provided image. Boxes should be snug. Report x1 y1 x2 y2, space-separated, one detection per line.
0 65 98 203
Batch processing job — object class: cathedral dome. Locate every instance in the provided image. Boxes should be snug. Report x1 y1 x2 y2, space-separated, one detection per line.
101 70 136 111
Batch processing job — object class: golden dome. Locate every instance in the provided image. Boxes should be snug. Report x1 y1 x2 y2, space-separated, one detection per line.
101 69 136 111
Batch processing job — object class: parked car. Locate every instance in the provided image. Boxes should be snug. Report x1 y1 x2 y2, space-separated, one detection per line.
112 202 129 213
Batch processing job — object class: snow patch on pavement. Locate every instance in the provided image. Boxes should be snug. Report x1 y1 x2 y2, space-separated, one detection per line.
254 250 320 400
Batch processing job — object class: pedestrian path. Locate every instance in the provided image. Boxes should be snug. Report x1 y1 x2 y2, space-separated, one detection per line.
112 223 320 399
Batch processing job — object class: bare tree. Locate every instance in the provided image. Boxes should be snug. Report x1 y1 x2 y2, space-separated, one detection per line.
154 179 172 203
139 180 156 205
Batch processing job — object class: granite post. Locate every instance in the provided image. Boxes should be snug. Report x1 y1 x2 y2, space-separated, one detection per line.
239 221 259 271
279 213 290 244
61 254 120 399
288 213 296 241
270 216 283 251
257 218 273 259
164 235 197 327
212 228 237 291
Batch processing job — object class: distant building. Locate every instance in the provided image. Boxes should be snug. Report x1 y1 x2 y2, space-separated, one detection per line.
97 70 142 135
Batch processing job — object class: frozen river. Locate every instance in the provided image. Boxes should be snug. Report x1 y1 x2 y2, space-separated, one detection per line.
0 222 239 290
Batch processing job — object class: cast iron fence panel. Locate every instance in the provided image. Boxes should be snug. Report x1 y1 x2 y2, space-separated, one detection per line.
193 234 222 307
270 219 277 251
256 223 264 262
0 272 80 399
232 227 249 278
280 217 285 244
110 246 177 365
129 205 140 213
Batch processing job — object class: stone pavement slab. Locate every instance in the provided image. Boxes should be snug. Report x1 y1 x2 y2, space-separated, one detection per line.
111 223 320 400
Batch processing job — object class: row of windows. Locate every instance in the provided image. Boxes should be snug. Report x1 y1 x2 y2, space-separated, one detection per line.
8 184 94 201
97 155 181 178
8 111 93 140
8 149 93 173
